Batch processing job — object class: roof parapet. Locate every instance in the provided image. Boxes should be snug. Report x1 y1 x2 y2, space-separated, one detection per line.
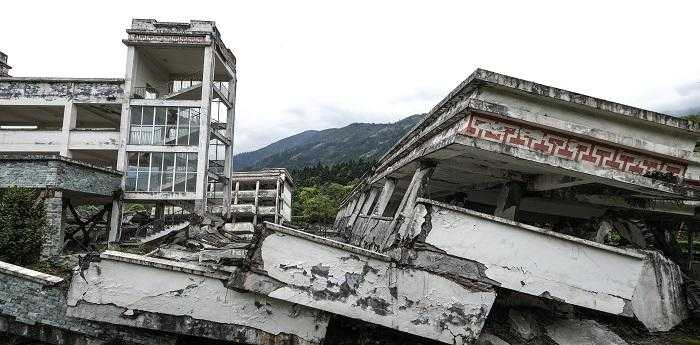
0 51 11 77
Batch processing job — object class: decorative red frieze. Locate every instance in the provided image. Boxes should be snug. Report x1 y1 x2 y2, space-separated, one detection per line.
459 113 687 178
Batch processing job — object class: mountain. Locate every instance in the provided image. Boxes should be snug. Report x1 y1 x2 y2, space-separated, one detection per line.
234 114 424 170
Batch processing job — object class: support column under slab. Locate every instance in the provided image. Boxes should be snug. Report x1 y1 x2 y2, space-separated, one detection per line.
43 192 65 257
108 193 123 244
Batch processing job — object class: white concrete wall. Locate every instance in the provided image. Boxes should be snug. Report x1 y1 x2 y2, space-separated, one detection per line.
412 200 645 315
475 86 698 159
410 200 687 331
246 226 496 344
67 253 329 343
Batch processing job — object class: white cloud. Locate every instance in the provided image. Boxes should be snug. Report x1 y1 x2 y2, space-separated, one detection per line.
3 0 700 152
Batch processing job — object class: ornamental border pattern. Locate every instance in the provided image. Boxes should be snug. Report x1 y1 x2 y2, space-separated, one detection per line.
459 113 687 177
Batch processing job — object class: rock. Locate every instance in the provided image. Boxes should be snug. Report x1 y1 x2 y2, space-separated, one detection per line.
546 319 627 345
477 332 510 345
508 309 539 340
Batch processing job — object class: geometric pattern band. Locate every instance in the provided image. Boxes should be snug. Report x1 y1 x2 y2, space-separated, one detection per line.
459 113 687 178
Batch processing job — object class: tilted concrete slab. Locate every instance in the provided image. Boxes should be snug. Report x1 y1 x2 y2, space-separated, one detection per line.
0 154 121 198
232 222 497 344
406 199 687 331
66 251 329 344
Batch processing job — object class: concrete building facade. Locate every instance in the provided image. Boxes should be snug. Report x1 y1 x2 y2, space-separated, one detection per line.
0 19 237 243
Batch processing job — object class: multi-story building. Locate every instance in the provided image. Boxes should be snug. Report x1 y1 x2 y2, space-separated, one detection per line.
227 169 294 227
0 19 237 244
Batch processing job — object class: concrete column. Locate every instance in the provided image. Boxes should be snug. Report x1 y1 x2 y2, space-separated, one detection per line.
117 45 136 174
689 225 695 273
347 191 368 229
361 187 380 216
253 180 260 225
60 102 76 158
386 161 436 246
372 177 396 217
222 75 237 219
494 182 524 221
43 192 65 257
274 178 281 224
195 45 216 215
108 193 123 243
233 181 240 204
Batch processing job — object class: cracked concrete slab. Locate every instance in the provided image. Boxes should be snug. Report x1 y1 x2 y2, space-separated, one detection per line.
234 223 496 344
66 251 329 344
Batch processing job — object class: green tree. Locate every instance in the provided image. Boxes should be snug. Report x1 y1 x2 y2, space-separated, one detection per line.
0 187 47 265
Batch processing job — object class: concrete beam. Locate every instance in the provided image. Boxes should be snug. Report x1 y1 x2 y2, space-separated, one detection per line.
527 174 591 192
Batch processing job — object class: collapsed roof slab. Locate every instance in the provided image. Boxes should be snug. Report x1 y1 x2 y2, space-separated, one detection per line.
0 155 121 202
366 98 699 202
66 251 329 344
353 69 700 209
0 78 124 105
398 199 687 332
232 222 497 345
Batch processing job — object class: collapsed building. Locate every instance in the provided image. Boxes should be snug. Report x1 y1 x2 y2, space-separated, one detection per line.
0 18 699 345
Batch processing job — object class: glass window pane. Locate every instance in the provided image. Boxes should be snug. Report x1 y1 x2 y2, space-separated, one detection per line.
178 107 189 119
149 172 162 192
165 125 177 145
151 152 163 171
189 110 200 127
137 152 150 169
187 153 198 172
166 108 178 125
174 173 187 192
128 153 139 171
189 127 199 146
155 107 167 125
177 127 190 145
142 107 155 125
186 173 197 192
175 153 188 172
130 107 142 125
153 126 166 145
163 153 175 171
131 126 153 145
161 172 173 192
126 171 137 191
136 171 149 191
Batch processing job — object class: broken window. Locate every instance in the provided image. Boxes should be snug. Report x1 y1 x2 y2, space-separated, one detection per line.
125 152 198 192
129 106 200 145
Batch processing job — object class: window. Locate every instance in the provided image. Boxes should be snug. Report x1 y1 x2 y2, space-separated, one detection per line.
129 106 200 145
125 152 198 192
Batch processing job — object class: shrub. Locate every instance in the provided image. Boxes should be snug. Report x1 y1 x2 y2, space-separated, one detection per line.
0 187 47 265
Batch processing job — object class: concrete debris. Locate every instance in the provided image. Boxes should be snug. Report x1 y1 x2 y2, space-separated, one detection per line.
545 319 628 345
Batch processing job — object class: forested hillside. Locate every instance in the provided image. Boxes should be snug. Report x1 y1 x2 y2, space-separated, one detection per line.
234 114 424 170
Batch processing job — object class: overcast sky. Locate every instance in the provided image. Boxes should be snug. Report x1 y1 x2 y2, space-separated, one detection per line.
3 1 700 153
